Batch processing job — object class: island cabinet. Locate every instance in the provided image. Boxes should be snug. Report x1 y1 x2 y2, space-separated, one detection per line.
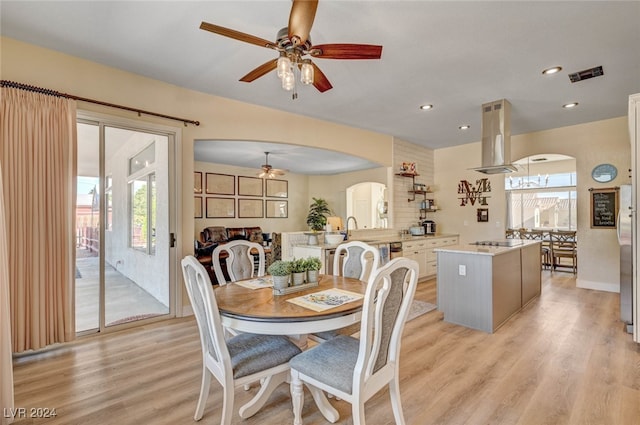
435 240 541 333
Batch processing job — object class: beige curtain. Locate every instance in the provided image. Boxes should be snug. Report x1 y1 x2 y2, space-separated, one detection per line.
1 162 14 422
0 87 77 353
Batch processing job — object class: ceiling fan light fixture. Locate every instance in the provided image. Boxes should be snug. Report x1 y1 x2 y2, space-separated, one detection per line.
258 152 286 179
301 59 314 85
277 53 291 78
282 70 296 91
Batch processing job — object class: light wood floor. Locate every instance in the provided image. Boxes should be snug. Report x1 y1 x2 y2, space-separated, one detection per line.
11 271 640 425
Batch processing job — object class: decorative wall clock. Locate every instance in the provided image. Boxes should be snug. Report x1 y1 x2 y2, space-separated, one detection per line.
591 164 617 183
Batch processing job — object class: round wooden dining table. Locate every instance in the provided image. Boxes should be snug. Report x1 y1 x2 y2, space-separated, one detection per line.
214 274 367 336
214 274 367 424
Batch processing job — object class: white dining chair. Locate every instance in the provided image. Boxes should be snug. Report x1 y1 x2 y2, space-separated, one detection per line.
212 240 265 285
289 257 419 425
310 241 381 343
181 255 301 424
333 240 381 282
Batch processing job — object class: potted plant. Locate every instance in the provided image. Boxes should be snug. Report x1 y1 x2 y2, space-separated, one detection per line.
306 197 332 245
267 260 291 290
290 257 307 286
304 256 322 283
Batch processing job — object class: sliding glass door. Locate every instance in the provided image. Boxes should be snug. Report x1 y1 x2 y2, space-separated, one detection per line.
75 117 176 333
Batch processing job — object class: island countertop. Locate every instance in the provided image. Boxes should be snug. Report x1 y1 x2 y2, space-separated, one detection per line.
434 239 540 256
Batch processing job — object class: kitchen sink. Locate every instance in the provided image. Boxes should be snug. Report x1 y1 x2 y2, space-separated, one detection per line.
357 239 384 244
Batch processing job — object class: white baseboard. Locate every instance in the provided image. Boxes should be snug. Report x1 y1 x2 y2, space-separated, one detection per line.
576 278 619 293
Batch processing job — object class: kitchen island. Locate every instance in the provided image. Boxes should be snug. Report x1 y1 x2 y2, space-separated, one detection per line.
435 240 541 333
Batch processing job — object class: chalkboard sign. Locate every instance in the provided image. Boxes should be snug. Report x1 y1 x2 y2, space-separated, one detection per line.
590 187 619 228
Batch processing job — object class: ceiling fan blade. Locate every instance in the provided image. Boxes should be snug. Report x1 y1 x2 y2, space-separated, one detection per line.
200 21 276 49
309 43 383 60
240 59 278 82
311 62 333 93
288 0 318 46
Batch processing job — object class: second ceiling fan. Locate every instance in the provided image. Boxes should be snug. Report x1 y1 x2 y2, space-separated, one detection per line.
200 0 383 96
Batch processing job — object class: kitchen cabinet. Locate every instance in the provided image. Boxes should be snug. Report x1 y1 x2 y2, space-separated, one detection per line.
403 239 428 279
404 235 459 279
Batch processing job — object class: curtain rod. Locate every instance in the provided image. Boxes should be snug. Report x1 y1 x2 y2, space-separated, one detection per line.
1 80 200 127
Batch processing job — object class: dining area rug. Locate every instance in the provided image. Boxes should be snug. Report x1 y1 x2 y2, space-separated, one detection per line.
407 300 437 322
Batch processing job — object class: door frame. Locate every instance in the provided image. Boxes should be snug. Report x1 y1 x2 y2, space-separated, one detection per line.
77 110 182 333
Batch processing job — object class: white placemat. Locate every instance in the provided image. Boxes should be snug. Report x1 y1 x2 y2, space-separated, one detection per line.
233 277 273 290
287 288 364 312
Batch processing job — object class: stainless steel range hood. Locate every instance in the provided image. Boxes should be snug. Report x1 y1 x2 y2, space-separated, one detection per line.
471 99 517 174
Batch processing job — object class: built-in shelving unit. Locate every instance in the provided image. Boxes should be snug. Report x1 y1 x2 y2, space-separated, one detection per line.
396 172 438 220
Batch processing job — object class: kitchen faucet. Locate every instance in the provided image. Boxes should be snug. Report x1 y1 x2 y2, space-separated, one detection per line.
346 216 358 238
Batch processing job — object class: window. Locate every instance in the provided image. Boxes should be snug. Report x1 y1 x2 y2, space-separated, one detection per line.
128 143 155 175
129 142 156 254
506 172 577 230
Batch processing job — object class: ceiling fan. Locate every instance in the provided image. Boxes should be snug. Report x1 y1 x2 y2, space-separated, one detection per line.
199 0 382 96
258 152 287 178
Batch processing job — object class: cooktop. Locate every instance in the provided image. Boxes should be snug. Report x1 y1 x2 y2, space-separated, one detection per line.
470 239 524 247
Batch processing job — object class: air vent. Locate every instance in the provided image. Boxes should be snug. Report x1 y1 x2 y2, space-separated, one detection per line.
569 66 604 83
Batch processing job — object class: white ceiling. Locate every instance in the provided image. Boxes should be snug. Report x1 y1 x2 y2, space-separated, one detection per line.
2 1 639 174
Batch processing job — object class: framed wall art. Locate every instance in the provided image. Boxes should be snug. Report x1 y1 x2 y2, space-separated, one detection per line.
194 172 202 194
265 179 288 198
205 173 235 195
194 196 203 218
206 197 235 218
238 198 263 218
266 200 288 218
238 176 263 197
590 187 618 228
477 208 489 222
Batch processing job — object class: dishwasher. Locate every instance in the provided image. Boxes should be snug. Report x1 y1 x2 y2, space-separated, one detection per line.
324 248 345 275
390 241 403 259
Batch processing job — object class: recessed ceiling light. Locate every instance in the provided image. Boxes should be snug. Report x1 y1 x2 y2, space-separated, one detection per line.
563 102 579 108
542 66 563 75
459 125 470 130
419 104 433 110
